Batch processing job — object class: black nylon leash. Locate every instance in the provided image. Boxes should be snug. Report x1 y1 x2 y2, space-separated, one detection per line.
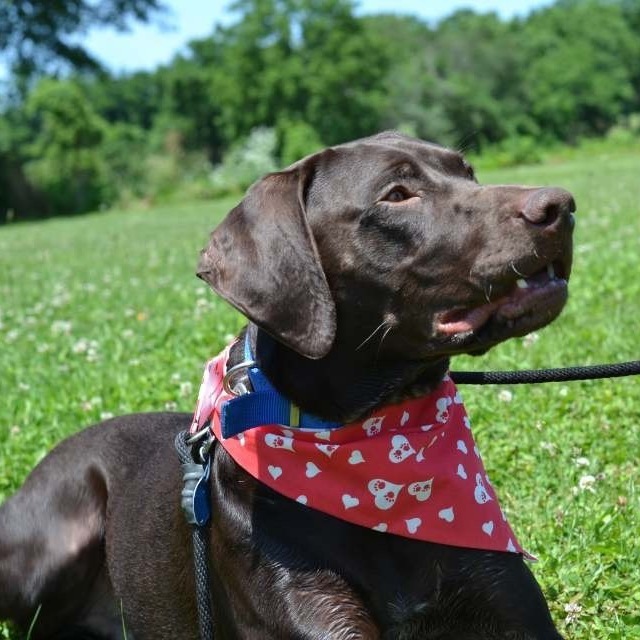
175 431 215 640
450 360 640 385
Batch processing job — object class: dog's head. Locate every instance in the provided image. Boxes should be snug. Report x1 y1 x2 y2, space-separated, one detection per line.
198 131 574 362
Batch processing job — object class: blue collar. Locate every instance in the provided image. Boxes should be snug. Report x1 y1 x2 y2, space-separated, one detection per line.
220 335 341 438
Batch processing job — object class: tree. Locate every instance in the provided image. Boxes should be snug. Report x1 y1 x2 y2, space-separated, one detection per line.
521 1 639 141
25 78 110 214
0 0 167 78
209 0 390 147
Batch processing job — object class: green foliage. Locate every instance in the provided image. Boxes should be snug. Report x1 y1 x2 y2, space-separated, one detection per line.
1 148 640 639
24 79 110 214
521 1 639 142
210 127 279 196
3 0 640 218
0 0 166 78
277 119 324 166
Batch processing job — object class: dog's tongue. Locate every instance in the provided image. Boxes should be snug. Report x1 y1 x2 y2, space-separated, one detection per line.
436 302 499 335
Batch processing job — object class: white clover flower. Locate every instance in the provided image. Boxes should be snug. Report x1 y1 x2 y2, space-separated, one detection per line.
72 339 89 354
564 602 582 624
498 389 513 403
100 412 114 421
575 456 590 467
165 401 178 411
522 332 539 348
180 381 193 398
51 320 72 335
540 441 557 455
5 329 19 342
578 474 596 492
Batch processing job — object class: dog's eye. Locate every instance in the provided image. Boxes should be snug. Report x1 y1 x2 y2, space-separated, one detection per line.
383 187 412 203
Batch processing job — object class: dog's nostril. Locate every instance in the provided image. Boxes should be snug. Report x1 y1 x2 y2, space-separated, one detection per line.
520 188 574 226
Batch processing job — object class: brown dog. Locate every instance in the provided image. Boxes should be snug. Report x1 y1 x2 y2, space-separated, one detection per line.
0 132 575 639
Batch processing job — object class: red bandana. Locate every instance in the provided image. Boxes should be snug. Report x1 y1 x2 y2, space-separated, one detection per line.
191 346 531 557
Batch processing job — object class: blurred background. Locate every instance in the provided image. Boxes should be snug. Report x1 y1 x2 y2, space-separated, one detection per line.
1 0 640 221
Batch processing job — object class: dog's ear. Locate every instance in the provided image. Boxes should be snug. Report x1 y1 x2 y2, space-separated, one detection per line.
197 163 336 359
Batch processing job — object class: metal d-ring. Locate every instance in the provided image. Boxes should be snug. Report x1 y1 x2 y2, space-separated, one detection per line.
222 359 256 396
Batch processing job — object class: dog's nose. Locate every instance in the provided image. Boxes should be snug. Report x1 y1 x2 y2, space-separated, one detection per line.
520 188 576 226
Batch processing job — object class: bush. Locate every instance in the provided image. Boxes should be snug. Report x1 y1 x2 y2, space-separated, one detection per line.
209 128 278 197
24 79 110 214
277 120 324 167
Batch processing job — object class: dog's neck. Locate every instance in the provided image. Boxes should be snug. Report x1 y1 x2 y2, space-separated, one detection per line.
229 326 450 423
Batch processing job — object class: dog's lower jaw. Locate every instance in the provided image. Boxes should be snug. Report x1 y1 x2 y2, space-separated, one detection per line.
243 326 450 423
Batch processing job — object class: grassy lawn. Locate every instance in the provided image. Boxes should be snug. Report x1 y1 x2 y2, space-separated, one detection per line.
1 149 640 638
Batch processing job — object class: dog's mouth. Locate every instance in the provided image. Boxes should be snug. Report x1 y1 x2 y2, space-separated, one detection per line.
435 260 569 340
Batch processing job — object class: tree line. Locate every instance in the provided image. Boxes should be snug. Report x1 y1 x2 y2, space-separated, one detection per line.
1 0 640 221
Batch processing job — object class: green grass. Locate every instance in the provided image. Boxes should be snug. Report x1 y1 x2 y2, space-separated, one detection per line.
1 148 640 638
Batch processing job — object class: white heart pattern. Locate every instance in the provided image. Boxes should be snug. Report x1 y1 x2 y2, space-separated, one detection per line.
362 416 384 437
405 517 422 534
348 450 365 465
408 479 433 502
474 473 493 504
401 411 410 426
342 494 360 509
482 520 494 536
368 478 404 510
265 433 295 452
268 465 282 480
314 430 332 441
435 397 452 423
456 463 468 480
438 507 455 523
389 434 416 463
305 462 321 478
456 440 468 455
315 443 339 458
296 495 308 505
372 523 388 532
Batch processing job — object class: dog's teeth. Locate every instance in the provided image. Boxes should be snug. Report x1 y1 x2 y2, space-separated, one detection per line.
547 264 556 279
516 278 528 289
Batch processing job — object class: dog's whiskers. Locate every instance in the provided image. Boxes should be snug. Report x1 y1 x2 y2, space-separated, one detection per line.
510 262 527 278
356 320 392 351
376 323 395 359
483 282 492 304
